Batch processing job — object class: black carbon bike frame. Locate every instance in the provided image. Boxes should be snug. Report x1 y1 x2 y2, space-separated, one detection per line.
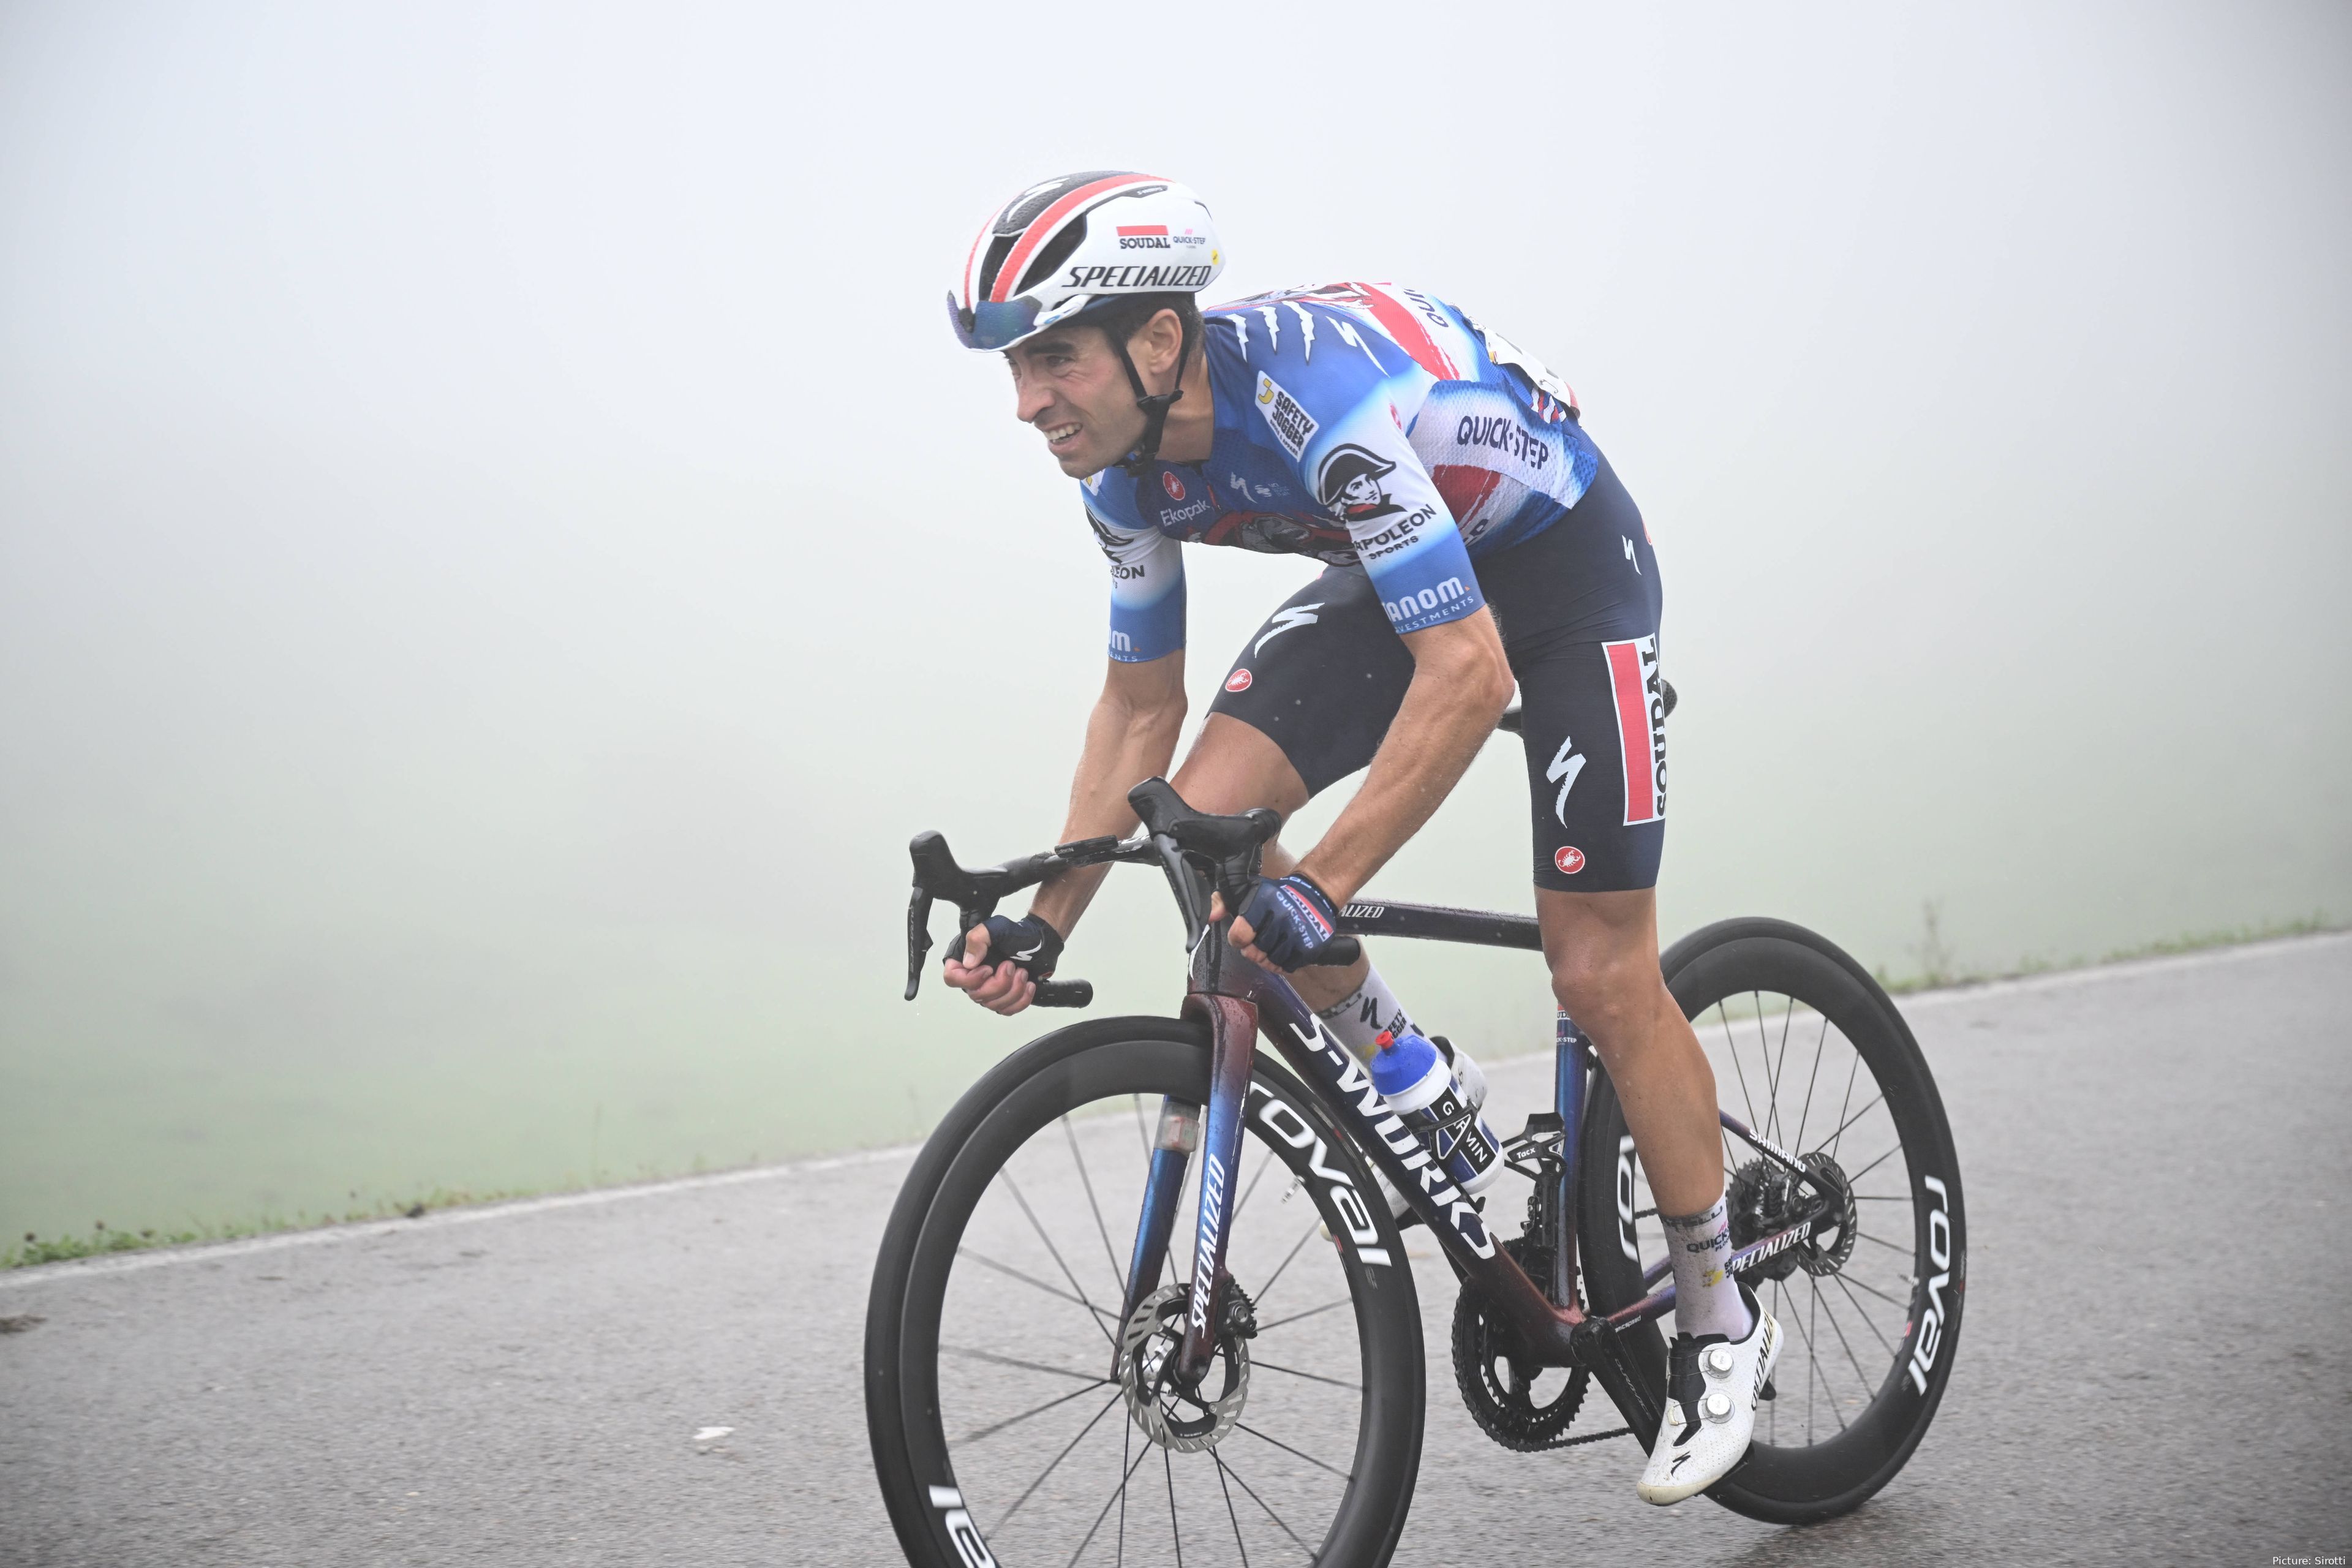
903 776 1842 1442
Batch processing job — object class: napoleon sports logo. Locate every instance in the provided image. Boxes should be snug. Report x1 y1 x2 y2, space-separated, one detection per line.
1604 635 1667 825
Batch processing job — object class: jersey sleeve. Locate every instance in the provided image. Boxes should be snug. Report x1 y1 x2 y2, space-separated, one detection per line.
1082 487 1186 662
1300 394 1484 636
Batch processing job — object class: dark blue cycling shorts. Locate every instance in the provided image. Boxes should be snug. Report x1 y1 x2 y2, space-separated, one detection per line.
1209 453 1667 893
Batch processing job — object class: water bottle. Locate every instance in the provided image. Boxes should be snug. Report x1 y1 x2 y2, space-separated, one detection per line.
1431 1034 1490 1121
1369 1029 1503 1195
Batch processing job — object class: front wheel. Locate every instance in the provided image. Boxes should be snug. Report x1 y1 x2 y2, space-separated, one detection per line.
1577 918 1967 1524
866 1016 1425 1566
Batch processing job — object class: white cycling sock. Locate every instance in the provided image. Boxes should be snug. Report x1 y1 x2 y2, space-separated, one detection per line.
1662 1194 1754 1341
1314 966 1418 1060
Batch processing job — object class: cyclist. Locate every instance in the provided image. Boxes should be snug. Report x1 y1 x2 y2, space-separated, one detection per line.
938 171 1778 1504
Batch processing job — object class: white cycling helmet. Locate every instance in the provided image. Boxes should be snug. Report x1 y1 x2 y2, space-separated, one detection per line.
950 171 1225 470
948 171 1224 354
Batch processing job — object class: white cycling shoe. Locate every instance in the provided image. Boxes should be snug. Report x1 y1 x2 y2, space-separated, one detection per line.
1636 1283 1780 1506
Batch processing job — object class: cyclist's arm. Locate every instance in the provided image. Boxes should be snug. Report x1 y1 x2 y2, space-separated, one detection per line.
1291 609 1511 907
1028 650 1188 937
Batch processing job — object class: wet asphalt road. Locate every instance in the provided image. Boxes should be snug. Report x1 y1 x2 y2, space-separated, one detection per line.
2 934 2347 1567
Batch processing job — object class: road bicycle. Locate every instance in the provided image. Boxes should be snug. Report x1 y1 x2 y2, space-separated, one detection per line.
865 727 1966 1566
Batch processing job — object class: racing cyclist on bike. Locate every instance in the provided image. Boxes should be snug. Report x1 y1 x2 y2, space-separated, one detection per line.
937 171 1777 1504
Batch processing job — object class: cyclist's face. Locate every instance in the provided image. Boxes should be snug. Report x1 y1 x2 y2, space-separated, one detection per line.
1006 326 1142 478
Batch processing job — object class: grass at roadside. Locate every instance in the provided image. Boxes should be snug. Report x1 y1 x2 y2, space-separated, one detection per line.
9 912 2342 1270
2 1184 545 1270
1874 909 2339 995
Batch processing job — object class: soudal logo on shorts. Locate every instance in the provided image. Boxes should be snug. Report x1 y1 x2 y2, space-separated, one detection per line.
1224 668 1253 693
1604 635 1668 825
1555 845 1586 876
1162 471 1186 502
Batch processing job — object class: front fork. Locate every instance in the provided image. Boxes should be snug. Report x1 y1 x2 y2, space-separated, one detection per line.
1113 991 1257 1390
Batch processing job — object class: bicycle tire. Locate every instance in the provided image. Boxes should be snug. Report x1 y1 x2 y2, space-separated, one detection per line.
866 1015 1425 1566
1575 918 1967 1525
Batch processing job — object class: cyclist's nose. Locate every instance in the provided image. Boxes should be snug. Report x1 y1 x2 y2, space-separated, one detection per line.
1014 376 1057 426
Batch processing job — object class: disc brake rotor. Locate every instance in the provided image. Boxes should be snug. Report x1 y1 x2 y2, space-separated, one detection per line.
1117 1283 1252 1452
1728 1149 1858 1283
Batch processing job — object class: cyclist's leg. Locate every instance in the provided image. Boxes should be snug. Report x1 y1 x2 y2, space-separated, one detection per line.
1182 565 1412 1016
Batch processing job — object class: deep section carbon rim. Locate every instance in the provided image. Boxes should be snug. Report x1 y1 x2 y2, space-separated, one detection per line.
1579 922 1965 1523
875 1028 1422 1566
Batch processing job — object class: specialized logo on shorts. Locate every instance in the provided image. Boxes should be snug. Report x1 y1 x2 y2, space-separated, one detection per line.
1162 471 1186 502
1604 635 1668 825
1224 668 1253 693
1555 845 1586 875
1254 372 1317 458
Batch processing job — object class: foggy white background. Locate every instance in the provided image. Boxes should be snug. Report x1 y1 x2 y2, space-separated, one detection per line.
3 1 2347 1240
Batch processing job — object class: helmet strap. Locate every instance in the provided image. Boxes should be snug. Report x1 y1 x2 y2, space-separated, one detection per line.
1114 312 1197 474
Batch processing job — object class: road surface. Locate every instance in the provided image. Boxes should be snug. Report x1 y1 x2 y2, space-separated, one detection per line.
3 934 2348 1566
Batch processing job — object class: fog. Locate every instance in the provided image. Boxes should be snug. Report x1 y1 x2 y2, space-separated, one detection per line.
3 1 2347 1243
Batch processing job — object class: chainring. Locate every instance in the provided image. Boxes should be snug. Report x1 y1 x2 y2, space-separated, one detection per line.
1450 1235 1590 1452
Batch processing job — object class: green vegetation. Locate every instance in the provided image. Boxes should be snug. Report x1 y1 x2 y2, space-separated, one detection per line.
2 1183 542 1270
8 913 2341 1271
1874 907 2339 995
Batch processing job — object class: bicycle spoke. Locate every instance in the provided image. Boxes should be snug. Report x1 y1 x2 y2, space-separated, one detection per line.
1841 1140 1902 1188
1757 992 1785 1145
1251 1359 1360 1392
1813 1277 1877 1395
1853 1227 1913 1257
1827 1050 1863 1160
1814 1093 1888 1161
1164 1446 1185 1567
1717 1004 1762 1133
1215 1451 1313 1558
1236 1419 1352 1481
1255 1297 1350 1335
1829 1270 1900 1359
959 1247 1121 1327
1105 1418 1136 1568
1230 1137 1278 1228
1212 1448 1253 1567
1793 1011 1831 1153
1249 1216 1325 1311
1833 1270 1910 1311
957 1378 1117 1446
1006 1174 1117 1349
997 1390 1124 1530
1064 1115 1130 1296
942 1342 1107 1385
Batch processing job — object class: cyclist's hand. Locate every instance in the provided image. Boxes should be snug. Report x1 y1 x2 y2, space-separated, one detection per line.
1225 873 1340 972
941 914 1064 1016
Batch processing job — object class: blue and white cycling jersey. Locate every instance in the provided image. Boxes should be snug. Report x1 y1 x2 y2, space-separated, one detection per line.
1080 282 1604 662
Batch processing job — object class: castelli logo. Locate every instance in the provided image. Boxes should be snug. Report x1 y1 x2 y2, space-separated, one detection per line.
1224 669 1253 693
1554 845 1586 875
1162 472 1186 501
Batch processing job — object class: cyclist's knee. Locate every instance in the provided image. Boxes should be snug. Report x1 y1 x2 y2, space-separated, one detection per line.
1171 714 1308 818
1549 950 1664 1049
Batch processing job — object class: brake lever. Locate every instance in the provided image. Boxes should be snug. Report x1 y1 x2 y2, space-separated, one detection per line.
905 888 935 1000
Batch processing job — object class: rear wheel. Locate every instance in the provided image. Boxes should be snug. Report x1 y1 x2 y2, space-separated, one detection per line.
1577 919 1966 1523
867 1016 1425 1565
